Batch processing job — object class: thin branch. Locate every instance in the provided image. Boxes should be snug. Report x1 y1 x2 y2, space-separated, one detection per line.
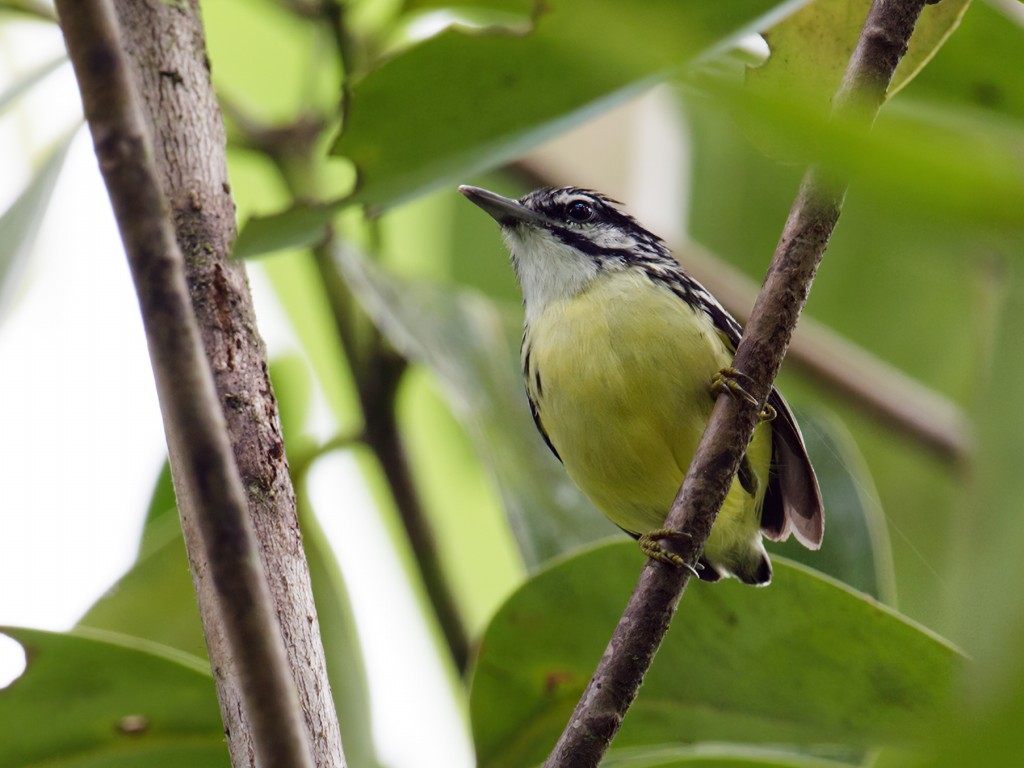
543 1 935 765
55 2 316 767
510 161 973 465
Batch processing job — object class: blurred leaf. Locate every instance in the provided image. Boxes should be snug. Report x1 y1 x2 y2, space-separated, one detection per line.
334 0 810 208
401 0 534 13
0 627 224 768
919 256 1024 765
601 745 853 768
748 0 970 112
269 355 316 452
469 543 962 768
234 201 341 260
0 0 57 22
334 243 614 568
903 0 1024 120
0 54 64 115
260 250 362 426
718 80 1024 232
0 127 76 319
78 463 206 658
769 409 896 603
204 0 339 122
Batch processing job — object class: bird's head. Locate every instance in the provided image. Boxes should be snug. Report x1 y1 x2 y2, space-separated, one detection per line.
460 185 670 320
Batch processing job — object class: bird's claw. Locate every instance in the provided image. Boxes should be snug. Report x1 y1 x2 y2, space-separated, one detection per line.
711 367 776 423
638 528 699 577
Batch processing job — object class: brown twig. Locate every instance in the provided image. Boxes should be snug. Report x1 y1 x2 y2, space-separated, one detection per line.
55 1 319 766
543 1 935 765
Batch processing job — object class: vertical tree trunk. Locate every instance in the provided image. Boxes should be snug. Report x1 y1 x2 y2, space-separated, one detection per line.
107 1 345 764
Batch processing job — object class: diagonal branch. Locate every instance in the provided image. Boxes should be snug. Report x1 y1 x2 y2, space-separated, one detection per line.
55 1 318 766
544 1 937 765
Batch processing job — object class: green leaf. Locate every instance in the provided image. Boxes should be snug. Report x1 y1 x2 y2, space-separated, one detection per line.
904 0 1024 121
718 79 1024 232
79 417 381 765
0 627 225 768
601 744 855 768
747 0 970 111
79 463 207 659
334 0 810 208
768 409 896 603
736 0 977 171
334 244 612 567
0 127 77 319
234 201 341 260
469 543 962 768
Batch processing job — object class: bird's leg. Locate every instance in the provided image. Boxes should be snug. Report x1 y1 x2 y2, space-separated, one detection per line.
637 529 700 577
711 367 776 422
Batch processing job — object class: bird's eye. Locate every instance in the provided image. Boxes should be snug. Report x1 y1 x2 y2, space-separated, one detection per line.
566 200 595 223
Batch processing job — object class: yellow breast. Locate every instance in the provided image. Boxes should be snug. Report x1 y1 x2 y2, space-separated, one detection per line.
523 269 772 570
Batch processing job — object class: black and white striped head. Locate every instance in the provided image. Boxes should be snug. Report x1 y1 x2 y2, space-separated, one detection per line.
459 185 675 320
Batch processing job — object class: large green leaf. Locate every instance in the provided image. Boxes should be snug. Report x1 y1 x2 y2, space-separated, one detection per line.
334 0 809 208
469 543 962 768
719 2 1024 233
747 0 971 112
334 243 612 568
0 127 76 320
0 627 225 768
768 409 895 603
905 0 1024 121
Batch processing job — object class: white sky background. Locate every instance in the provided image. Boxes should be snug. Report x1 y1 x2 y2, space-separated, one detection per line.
0 18 471 768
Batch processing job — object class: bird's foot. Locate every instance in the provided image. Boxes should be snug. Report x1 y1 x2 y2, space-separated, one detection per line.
638 529 699 577
711 367 776 422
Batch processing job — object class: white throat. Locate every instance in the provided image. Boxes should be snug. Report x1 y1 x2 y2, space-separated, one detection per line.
505 226 599 323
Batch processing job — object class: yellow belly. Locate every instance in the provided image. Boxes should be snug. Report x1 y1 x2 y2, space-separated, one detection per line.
524 270 772 573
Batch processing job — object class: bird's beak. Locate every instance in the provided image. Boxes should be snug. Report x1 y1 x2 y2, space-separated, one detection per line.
459 185 547 227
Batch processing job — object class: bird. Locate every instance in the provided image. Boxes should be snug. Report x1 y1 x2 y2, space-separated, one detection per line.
459 184 823 585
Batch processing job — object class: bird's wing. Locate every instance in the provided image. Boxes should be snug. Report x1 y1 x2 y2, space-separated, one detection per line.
761 388 824 548
527 388 562 463
657 266 824 549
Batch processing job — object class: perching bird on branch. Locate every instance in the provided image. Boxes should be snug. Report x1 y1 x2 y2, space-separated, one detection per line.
460 184 823 585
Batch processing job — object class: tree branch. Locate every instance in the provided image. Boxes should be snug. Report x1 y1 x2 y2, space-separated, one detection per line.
55 2 319 767
543 1 935 765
